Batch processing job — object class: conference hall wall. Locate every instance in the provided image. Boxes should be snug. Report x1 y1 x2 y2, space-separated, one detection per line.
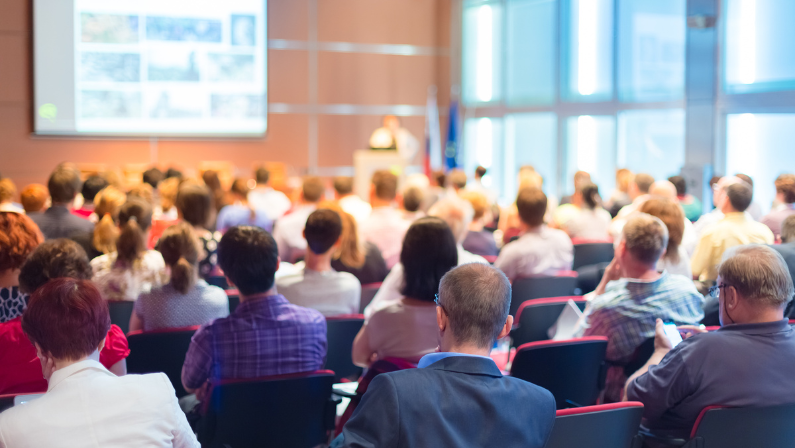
0 0 451 187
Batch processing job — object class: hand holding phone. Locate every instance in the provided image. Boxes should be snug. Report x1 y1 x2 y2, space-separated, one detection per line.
662 321 683 348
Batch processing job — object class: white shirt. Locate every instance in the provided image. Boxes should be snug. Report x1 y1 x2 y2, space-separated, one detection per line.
248 186 292 221
277 267 361 317
272 204 316 263
359 207 411 269
364 246 487 319
494 226 574 283
0 359 199 448
564 208 612 240
338 195 372 224
0 203 24 214
657 246 692 278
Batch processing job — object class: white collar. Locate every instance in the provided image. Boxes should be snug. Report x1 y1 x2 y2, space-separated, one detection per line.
47 352 111 392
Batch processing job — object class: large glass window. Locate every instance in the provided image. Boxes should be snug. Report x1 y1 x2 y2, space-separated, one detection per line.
505 113 558 196
724 0 795 93
506 0 557 105
462 1 503 104
565 115 616 195
462 117 504 197
725 113 795 213
563 0 614 102
617 0 686 102
617 109 685 182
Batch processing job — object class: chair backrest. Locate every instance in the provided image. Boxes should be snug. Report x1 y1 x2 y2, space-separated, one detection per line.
684 403 795 448
226 289 240 314
126 326 199 398
359 282 381 314
511 296 586 347
546 402 644 448
510 337 608 409
0 394 15 414
107 301 135 334
199 370 337 448
510 273 579 317
206 275 229 289
572 242 615 270
622 337 655 378
325 315 365 382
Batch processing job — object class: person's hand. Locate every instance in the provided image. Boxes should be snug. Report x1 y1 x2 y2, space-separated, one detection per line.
653 319 673 352
603 258 622 283
677 324 707 341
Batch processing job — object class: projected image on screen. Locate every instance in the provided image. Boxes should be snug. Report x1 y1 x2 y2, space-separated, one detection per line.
34 0 268 137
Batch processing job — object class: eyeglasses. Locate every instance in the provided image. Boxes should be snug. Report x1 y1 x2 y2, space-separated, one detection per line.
434 293 446 313
708 283 731 299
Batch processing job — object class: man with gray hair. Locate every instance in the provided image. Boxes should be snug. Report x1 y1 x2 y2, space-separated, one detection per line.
626 245 795 440
339 263 556 448
575 213 704 402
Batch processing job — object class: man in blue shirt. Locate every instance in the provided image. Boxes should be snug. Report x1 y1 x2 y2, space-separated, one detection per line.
337 263 556 448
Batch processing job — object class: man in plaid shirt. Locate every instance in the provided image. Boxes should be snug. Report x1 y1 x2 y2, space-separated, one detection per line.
181 226 327 406
575 214 703 402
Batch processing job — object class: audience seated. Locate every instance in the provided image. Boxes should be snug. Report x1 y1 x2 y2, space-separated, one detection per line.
154 176 180 221
30 165 94 240
460 190 498 257
20 183 48 214
216 178 273 233
72 185 126 260
277 209 361 316
176 182 221 278
272 175 325 263
201 170 228 217
692 182 774 284
563 183 612 240
0 212 43 323
247 166 291 221
614 172 655 220
353 217 458 366
130 222 228 332
736 173 763 221
322 202 388 285
181 226 326 411
91 199 167 301
338 263 555 448
71 175 109 220
447 169 468 193
574 214 703 402
399 185 425 222
0 239 129 394
334 176 371 224
419 169 447 212
143 167 164 190
359 170 411 269
495 187 573 283
626 245 795 440
466 165 498 204
760 173 795 239
605 168 634 217
0 278 199 448
669 175 702 222
0 179 23 214
693 176 746 238
638 198 691 277
771 216 795 292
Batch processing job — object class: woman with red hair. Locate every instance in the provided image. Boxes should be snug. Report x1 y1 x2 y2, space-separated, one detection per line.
0 212 43 323
0 278 199 447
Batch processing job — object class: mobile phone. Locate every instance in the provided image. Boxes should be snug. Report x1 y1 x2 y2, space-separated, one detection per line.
663 321 683 348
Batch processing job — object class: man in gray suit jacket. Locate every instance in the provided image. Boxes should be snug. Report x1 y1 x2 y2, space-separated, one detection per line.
338 263 556 448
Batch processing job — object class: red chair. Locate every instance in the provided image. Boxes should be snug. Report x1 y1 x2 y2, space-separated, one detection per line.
546 402 644 448
511 296 586 347
325 314 365 382
226 289 240 313
359 282 381 314
126 326 199 398
483 255 498 264
198 370 338 448
510 337 607 409
510 271 579 316
679 403 795 447
572 239 614 270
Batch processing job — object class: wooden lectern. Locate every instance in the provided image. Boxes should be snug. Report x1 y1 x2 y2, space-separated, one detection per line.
353 150 407 200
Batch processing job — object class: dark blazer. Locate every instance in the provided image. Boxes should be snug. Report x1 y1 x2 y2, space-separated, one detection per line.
29 206 94 240
341 356 556 448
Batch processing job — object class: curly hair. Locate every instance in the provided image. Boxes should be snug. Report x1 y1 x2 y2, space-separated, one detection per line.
0 212 44 272
18 239 92 294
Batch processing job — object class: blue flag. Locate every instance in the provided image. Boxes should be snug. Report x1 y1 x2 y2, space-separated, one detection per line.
444 100 459 170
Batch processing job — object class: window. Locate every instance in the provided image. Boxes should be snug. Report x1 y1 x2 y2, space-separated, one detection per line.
462 1 502 104
506 0 557 105
617 0 686 102
617 109 685 182
462 117 504 197
724 0 795 93
563 0 614 102
725 113 795 213
565 115 616 196
505 113 558 196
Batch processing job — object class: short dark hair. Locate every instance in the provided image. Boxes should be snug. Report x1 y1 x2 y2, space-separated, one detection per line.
255 167 270 184
333 177 354 196
475 166 487 178
305 209 342 254
176 183 212 228
372 170 398 201
218 226 279 296
634 173 655 194
22 278 110 361
165 168 183 179
516 187 547 227
400 217 458 302
81 176 109 202
736 173 754 189
438 263 511 349
726 182 753 212
775 174 795 204
668 176 686 196
432 170 446 188
48 166 82 204
581 183 601 209
402 186 423 212
19 239 92 294
142 168 164 189
302 176 325 203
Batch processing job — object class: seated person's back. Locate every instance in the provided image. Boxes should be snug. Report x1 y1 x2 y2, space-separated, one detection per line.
495 187 573 282
359 170 411 269
626 245 795 439
30 165 94 240
181 226 327 399
340 263 556 448
352 217 458 366
271 176 324 263
0 278 198 448
131 222 229 332
277 209 361 316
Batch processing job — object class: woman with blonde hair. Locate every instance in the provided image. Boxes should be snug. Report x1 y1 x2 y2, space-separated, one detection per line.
319 201 388 285
91 198 168 301
72 186 126 260
129 222 228 332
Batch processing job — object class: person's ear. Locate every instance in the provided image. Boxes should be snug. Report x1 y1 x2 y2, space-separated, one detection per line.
436 306 446 333
34 343 45 360
275 256 281 272
334 236 342 248
497 315 514 340
98 337 106 352
726 285 739 310
302 229 306 239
